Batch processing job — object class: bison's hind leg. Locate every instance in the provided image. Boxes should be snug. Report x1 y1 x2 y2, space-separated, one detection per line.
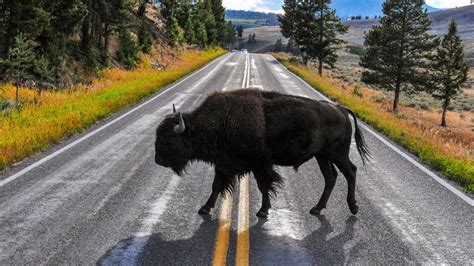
253 167 282 218
310 156 338 216
199 169 235 215
333 157 358 215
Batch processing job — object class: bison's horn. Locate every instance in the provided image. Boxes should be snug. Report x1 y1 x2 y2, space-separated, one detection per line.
174 112 186 134
173 104 176 113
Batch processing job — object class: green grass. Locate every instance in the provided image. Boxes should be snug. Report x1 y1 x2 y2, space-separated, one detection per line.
275 54 474 193
0 48 226 171
227 19 268 29
346 45 366 57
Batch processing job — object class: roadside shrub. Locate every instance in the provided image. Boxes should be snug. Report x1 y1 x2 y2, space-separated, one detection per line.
117 29 140 69
289 56 302 64
372 95 387 103
419 103 429 110
347 45 366 57
86 45 100 72
352 85 363 97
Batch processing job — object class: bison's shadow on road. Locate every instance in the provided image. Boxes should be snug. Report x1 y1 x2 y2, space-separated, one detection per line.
249 215 363 265
97 215 218 265
98 215 362 265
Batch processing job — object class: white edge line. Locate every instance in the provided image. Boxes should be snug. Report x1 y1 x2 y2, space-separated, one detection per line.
242 54 248 88
0 53 231 188
269 55 474 206
246 54 251 88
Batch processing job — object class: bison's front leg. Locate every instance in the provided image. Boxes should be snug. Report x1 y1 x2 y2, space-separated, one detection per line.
254 168 277 218
199 169 233 215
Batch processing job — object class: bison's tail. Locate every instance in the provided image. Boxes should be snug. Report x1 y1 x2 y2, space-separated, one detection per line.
344 107 371 165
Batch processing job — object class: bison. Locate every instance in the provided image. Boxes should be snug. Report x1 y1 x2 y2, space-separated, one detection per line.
154 89 370 218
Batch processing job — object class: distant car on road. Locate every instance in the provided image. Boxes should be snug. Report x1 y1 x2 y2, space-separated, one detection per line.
240 49 248 53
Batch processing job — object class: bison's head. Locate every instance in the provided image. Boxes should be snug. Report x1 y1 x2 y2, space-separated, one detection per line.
154 105 191 175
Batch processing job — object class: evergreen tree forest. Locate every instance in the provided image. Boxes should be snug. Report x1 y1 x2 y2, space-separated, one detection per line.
0 0 234 83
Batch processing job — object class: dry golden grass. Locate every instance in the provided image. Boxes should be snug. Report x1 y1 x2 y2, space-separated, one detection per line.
323 68 474 160
0 48 226 170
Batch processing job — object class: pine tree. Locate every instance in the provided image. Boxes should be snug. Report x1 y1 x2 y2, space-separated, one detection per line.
310 0 348 75
279 0 306 62
429 21 468 127
279 0 346 70
210 0 226 45
185 15 197 44
195 21 208 48
274 38 283 52
176 0 192 27
360 0 438 113
117 29 139 68
223 21 236 49
138 18 153 53
34 55 55 83
0 34 35 107
286 38 299 54
196 0 217 45
160 0 178 22
167 15 181 45
236 25 243 38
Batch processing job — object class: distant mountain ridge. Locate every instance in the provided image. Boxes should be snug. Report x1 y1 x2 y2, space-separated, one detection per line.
330 0 441 17
226 0 442 19
225 10 279 28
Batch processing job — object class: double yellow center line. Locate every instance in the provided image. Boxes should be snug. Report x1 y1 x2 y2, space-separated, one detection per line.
212 53 251 266
212 176 249 265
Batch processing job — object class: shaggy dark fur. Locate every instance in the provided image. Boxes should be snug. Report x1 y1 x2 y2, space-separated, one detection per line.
155 89 370 217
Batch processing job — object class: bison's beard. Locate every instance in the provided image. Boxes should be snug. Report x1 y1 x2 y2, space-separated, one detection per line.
171 161 188 176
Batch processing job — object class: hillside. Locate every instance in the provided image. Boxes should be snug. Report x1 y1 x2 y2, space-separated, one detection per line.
225 10 279 28
243 5 474 65
344 5 474 65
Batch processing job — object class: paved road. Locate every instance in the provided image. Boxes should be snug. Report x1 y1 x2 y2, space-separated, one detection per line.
0 52 473 265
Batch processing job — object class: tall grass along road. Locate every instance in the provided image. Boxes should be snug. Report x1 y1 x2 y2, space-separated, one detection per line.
0 49 225 171
0 52 472 264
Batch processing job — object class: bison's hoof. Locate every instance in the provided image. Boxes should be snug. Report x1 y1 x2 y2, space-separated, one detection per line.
349 205 359 215
256 210 268 218
198 207 211 215
310 207 323 216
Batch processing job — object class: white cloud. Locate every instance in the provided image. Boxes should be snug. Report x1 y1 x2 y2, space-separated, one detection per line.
426 0 471 8
223 0 284 13
222 0 260 11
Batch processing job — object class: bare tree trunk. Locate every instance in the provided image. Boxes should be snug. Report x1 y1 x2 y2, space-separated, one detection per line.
81 0 92 49
441 95 449 127
103 22 110 62
393 80 401 113
15 82 20 110
138 0 148 17
318 58 323 76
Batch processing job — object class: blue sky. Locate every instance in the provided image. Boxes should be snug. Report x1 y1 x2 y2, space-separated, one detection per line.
222 0 472 13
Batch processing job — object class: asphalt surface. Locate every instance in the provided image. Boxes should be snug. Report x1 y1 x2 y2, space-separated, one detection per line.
0 52 473 265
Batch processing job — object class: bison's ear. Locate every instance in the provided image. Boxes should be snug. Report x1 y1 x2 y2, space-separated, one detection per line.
174 112 186 134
